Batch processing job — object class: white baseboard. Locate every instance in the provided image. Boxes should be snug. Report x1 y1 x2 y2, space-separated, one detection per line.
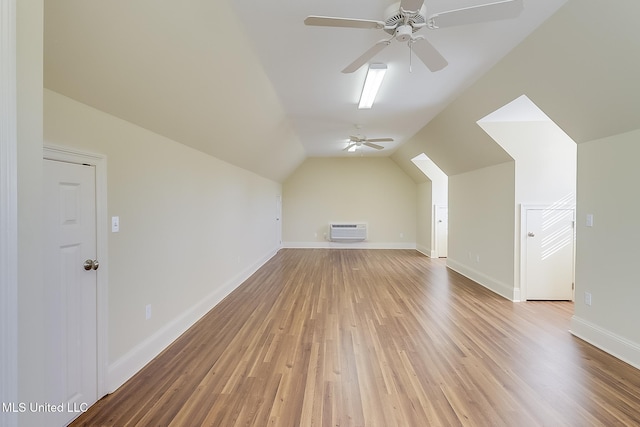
107 246 279 393
416 244 435 258
513 288 522 302
570 316 640 370
446 258 515 301
283 241 416 250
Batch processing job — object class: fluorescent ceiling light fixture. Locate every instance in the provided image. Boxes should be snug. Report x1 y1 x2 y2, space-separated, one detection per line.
348 144 357 152
358 63 387 109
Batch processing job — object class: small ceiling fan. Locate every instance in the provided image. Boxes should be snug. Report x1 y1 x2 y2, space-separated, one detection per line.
344 135 394 151
305 0 524 73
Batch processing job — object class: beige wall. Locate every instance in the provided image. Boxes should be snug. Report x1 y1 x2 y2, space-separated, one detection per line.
572 128 640 368
447 162 516 299
282 157 417 248
44 90 282 391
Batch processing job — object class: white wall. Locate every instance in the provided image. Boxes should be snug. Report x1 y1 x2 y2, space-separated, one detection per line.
480 120 576 205
282 157 417 248
44 90 282 393
571 128 640 368
447 162 516 299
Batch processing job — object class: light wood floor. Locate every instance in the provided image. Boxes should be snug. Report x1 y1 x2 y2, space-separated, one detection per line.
71 249 640 426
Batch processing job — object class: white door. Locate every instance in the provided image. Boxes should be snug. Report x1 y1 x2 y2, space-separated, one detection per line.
525 208 574 300
435 206 448 258
43 159 98 426
276 195 282 247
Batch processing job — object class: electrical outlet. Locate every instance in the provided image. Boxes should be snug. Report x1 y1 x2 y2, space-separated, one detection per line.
145 304 152 320
584 292 592 306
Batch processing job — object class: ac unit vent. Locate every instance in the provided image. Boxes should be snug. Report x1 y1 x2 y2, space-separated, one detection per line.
329 223 367 242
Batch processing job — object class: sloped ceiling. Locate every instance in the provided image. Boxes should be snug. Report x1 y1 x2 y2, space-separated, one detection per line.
44 0 566 183
394 0 640 182
44 0 306 182
44 0 640 183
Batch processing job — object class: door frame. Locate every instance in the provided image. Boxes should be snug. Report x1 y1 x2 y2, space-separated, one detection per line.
276 195 282 248
519 203 575 302
44 144 109 399
434 205 448 258
1 0 18 420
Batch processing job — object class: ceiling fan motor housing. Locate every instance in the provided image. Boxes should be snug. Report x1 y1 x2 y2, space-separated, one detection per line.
383 3 427 36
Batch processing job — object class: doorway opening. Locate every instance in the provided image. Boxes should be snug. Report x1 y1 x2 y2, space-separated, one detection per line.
412 153 448 258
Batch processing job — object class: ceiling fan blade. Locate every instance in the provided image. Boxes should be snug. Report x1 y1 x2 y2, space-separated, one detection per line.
400 0 425 13
343 143 357 151
410 37 448 72
427 0 523 29
342 39 391 74
363 142 384 150
365 138 394 143
304 16 385 30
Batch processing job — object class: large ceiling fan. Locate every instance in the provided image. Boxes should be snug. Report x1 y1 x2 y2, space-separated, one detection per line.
305 0 524 73
344 135 394 151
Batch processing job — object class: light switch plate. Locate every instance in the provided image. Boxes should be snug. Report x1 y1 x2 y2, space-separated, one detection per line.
112 216 120 233
586 214 594 227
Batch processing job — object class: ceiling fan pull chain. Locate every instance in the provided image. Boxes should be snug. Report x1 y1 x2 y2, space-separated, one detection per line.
409 41 413 73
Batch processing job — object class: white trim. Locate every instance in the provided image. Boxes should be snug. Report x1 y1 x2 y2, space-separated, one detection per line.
0 0 18 424
447 258 515 301
434 204 448 258
283 241 417 250
107 246 279 392
519 203 575 302
275 195 282 248
43 144 110 399
570 316 640 370
416 244 435 258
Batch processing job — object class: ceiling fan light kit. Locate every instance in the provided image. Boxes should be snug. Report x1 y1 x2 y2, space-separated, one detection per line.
358 63 387 109
305 0 524 154
343 134 394 152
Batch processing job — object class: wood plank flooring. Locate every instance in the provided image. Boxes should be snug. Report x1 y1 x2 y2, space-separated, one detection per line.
71 249 640 426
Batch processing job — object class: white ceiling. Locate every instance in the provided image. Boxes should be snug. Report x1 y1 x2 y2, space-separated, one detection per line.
228 0 566 156
43 0 567 181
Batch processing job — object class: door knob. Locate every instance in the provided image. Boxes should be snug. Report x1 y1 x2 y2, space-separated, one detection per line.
527 232 535 237
83 259 99 271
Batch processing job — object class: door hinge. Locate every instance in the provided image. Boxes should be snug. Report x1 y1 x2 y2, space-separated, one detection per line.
572 282 575 290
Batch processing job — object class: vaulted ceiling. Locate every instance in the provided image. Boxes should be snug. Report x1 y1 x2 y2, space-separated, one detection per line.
44 0 640 183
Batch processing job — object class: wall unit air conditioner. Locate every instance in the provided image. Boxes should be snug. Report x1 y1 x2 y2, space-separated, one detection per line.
329 223 367 242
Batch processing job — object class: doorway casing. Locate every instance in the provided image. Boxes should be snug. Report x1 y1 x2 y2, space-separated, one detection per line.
43 144 109 398
518 203 575 302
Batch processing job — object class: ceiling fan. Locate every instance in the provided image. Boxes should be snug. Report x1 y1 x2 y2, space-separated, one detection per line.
344 135 394 151
305 0 524 73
